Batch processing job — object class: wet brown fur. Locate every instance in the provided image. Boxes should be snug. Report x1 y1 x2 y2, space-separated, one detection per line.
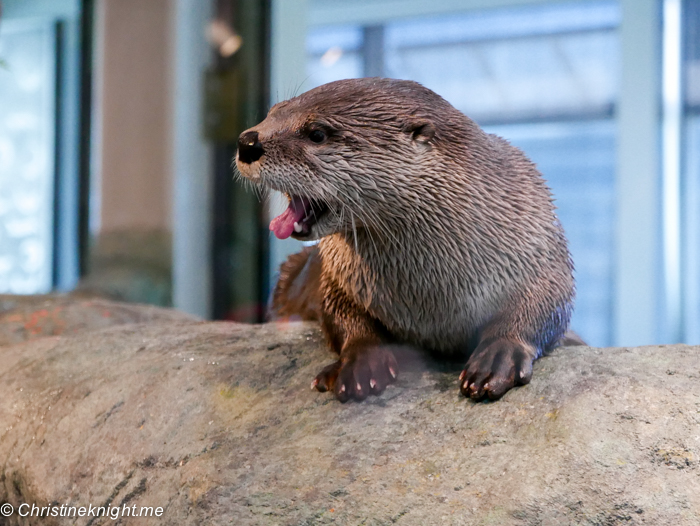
237 78 582 402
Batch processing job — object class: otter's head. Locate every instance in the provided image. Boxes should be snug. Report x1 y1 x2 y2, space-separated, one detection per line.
236 78 464 242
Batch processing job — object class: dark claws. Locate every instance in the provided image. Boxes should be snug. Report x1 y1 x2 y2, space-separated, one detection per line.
313 346 398 402
460 338 535 401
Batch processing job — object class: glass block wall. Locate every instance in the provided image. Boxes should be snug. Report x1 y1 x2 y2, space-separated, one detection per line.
0 20 56 294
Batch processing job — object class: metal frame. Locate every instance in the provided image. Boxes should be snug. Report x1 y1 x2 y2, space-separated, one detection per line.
77 0 93 283
661 0 682 342
171 0 215 318
53 18 81 290
308 0 597 27
614 0 662 346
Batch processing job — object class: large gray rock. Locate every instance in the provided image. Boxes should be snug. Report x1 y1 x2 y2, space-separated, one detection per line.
0 300 698 525
0 294 196 347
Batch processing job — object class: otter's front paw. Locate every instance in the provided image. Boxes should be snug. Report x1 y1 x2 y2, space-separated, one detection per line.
311 347 398 402
460 338 536 401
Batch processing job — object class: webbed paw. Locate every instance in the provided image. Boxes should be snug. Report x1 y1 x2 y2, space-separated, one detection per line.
460 338 536 401
312 346 398 402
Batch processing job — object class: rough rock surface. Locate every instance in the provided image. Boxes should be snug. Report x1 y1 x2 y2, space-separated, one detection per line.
0 294 196 346
0 298 699 525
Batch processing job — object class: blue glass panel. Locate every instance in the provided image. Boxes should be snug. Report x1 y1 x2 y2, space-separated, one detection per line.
683 1 700 342
385 1 619 48
306 49 362 90
385 3 619 121
0 20 56 293
307 25 363 90
685 0 700 107
683 116 700 343
486 121 616 346
307 24 362 55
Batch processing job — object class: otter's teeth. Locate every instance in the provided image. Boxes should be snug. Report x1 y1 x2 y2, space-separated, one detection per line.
293 222 302 233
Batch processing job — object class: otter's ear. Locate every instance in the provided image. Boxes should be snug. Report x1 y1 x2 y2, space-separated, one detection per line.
403 119 435 144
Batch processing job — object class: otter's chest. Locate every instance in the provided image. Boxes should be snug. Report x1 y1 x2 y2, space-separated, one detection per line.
321 237 498 352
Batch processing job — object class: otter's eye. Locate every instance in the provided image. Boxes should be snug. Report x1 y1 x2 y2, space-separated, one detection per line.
308 130 327 143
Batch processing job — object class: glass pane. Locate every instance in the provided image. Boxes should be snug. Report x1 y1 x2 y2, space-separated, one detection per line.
683 0 700 342
305 2 619 346
385 2 619 122
685 0 700 107
486 121 616 346
0 20 56 294
385 1 619 45
306 25 362 90
684 116 700 343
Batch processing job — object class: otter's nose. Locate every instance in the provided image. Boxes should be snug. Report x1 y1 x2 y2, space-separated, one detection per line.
237 131 265 164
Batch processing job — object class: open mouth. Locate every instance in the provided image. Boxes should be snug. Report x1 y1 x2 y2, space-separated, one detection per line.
269 195 328 240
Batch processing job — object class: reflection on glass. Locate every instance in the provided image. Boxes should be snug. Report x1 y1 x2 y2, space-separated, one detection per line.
0 21 55 294
307 25 362 89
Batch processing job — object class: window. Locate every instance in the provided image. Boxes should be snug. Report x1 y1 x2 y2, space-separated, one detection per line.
0 0 85 294
307 25 362 89
305 2 619 346
683 0 700 342
0 20 57 293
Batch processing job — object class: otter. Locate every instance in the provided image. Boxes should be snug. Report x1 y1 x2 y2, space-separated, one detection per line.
236 78 583 403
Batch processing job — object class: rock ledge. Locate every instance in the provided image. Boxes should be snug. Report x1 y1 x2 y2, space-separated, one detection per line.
0 298 698 525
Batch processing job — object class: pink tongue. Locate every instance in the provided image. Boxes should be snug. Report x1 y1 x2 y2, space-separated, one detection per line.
270 196 310 239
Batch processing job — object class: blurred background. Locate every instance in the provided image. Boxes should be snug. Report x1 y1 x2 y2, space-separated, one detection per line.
0 0 698 348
